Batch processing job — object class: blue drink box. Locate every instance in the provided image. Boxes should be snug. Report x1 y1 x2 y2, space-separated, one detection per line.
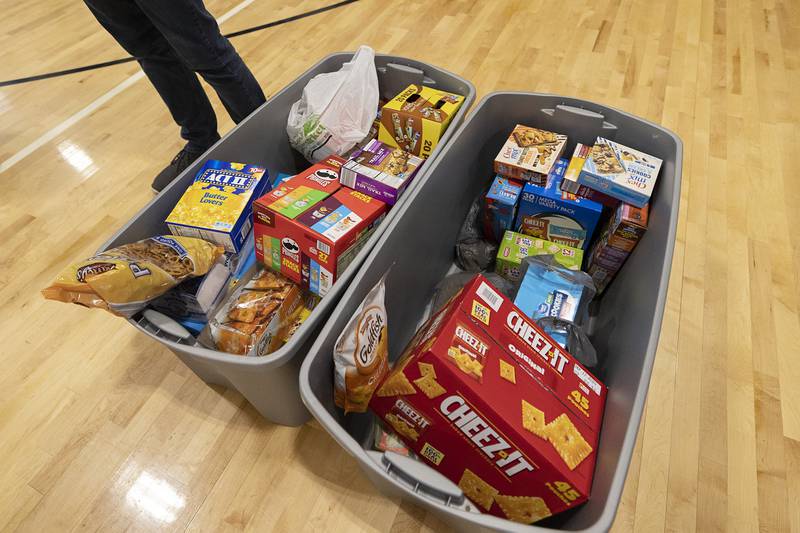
516 158 603 251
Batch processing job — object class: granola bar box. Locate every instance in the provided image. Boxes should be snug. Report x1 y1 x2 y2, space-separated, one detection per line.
577 137 663 208
377 84 465 158
560 143 621 208
253 173 387 298
340 140 423 205
166 160 270 253
369 274 606 524
493 125 568 186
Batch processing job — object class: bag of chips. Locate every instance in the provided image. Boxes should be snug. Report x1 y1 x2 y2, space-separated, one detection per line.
334 273 389 413
42 235 224 317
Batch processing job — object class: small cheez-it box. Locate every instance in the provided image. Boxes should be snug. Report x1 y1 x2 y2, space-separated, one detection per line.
370 274 606 525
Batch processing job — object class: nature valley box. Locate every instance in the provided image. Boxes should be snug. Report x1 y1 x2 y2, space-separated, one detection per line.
378 84 465 158
166 160 269 253
369 274 607 525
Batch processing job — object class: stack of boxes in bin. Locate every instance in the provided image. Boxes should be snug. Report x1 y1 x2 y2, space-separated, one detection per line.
485 124 662 294
253 85 463 298
157 84 464 355
362 124 666 525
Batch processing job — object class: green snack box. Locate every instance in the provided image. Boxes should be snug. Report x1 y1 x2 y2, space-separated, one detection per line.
495 231 584 282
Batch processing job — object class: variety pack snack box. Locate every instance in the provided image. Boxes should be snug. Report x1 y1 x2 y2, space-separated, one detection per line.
516 158 603 251
482 176 524 243
340 140 423 205
577 138 663 208
370 275 607 524
496 231 584 282
587 203 649 293
494 125 567 186
378 84 465 158
253 157 387 297
166 160 270 253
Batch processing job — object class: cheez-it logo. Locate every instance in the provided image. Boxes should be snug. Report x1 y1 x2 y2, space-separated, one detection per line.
506 310 569 374
439 395 534 477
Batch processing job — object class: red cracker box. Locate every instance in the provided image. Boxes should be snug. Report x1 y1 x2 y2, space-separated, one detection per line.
253 181 386 298
370 275 607 524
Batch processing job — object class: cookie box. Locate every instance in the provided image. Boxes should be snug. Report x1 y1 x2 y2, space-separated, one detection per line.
577 138 662 208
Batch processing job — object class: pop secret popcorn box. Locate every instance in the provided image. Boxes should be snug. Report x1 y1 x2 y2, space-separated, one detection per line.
370 274 606 524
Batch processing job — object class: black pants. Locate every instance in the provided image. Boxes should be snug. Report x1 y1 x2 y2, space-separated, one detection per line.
85 0 266 153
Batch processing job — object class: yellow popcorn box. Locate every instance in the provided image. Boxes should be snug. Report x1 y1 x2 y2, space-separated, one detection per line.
166 160 269 253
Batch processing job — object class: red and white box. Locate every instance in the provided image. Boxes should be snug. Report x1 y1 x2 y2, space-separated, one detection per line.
253 160 386 298
370 274 607 524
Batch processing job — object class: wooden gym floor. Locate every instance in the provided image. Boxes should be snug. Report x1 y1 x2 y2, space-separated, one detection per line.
2 0 799 531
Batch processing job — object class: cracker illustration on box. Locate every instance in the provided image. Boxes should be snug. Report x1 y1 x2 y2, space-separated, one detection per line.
494 494 552 523
458 469 498 511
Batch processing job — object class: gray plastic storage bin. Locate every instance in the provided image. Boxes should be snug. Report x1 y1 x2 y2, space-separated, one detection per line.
99 53 475 426
299 92 682 531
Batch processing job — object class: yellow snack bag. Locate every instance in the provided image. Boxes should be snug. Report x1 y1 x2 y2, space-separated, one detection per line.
42 235 224 317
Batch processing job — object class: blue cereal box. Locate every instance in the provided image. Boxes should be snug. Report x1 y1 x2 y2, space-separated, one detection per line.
166 160 269 253
482 175 523 242
516 158 603 251
577 137 662 208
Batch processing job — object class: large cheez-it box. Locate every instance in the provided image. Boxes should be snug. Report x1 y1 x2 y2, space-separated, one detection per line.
252 156 387 297
370 274 606 525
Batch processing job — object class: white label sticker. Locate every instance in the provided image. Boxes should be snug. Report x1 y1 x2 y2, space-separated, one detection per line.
476 281 502 312
573 364 601 396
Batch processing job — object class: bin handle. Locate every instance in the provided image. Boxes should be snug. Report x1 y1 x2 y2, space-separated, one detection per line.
541 104 618 136
138 309 198 346
369 451 478 512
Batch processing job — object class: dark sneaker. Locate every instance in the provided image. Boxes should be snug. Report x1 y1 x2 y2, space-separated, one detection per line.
151 148 204 193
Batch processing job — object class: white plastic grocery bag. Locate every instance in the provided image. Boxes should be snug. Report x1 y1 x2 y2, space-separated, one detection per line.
287 46 379 163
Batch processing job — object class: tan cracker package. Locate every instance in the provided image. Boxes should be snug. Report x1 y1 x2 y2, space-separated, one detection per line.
42 235 224 317
333 274 389 413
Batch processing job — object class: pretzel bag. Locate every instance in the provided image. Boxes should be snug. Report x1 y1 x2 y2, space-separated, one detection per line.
42 235 224 317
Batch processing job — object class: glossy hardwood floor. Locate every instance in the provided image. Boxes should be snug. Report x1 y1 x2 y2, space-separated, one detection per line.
2 0 799 531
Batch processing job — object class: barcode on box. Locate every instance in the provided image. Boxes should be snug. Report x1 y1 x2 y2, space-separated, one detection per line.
317 240 331 255
476 281 502 312
573 364 601 396
340 166 356 188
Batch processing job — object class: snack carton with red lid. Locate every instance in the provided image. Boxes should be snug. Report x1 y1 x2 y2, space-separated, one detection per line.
369 274 607 524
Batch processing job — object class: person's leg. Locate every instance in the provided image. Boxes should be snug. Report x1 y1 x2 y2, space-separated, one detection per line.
133 0 266 123
84 0 220 153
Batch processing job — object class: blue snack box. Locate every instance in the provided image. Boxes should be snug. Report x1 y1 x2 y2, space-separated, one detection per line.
515 158 603 251
577 137 663 208
482 175 523 242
